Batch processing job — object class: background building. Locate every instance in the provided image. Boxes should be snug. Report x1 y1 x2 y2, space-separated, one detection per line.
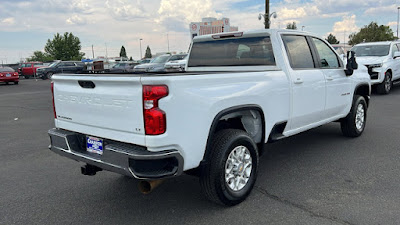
189 17 239 39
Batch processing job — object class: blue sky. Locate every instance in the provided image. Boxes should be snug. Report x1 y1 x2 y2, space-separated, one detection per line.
0 0 399 63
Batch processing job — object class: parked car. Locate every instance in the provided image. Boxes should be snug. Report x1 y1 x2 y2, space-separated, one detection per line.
351 41 400 94
134 54 188 72
48 29 369 206
134 54 172 72
19 62 45 79
36 61 85 79
164 54 188 72
109 62 139 73
137 58 152 64
0 67 19 85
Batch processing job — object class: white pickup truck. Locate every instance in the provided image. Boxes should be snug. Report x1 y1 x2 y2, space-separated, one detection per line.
48 29 370 206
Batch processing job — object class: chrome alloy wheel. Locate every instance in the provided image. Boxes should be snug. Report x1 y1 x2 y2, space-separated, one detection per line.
355 103 365 131
385 74 392 92
225 146 252 192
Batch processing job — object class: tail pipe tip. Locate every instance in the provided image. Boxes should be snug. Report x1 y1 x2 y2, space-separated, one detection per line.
138 180 164 194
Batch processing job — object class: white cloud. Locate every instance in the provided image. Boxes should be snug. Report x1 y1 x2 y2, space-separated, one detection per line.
66 15 87 25
328 15 359 43
1 17 15 26
364 4 397 15
105 0 147 21
157 0 220 26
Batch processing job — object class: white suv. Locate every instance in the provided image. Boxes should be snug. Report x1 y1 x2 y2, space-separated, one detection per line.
351 41 400 94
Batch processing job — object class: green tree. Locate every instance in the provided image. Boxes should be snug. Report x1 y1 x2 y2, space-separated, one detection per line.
129 56 133 61
144 46 152 58
27 51 54 62
286 22 297 30
326 33 340 44
44 32 85 61
348 22 396 45
120 46 127 58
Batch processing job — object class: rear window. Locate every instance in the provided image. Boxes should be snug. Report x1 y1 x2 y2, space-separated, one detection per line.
0 67 15 72
188 36 275 67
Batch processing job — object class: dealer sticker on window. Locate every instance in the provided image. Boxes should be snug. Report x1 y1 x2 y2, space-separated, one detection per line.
86 136 103 155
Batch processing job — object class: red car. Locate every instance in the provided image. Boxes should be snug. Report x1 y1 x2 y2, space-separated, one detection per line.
0 67 19 85
19 61 44 78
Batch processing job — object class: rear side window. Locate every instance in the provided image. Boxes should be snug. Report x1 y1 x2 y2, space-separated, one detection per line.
188 36 275 67
282 35 315 69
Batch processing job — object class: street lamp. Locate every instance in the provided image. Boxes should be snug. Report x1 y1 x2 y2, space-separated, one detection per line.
397 6 400 39
258 12 277 28
139 38 143 59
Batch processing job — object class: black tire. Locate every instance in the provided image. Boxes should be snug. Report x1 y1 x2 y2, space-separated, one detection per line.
46 72 53 80
14 81 18 85
341 95 367 137
200 129 259 206
376 71 392 95
24 75 30 79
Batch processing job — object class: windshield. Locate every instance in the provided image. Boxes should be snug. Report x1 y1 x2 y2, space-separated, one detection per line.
0 67 14 72
151 55 170 63
169 54 187 61
351 45 390 57
113 63 126 68
49 62 58 67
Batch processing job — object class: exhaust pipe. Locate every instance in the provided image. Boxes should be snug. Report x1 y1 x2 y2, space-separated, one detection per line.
138 180 164 194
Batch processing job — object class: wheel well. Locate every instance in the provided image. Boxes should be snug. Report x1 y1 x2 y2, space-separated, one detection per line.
355 84 370 106
215 109 264 143
387 69 392 75
204 106 265 161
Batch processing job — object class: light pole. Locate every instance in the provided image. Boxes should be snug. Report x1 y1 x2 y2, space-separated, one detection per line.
258 12 277 28
167 33 170 52
302 26 305 31
139 38 143 59
397 6 400 39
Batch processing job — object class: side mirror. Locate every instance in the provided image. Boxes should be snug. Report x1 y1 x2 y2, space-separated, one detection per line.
394 51 400 59
345 51 358 76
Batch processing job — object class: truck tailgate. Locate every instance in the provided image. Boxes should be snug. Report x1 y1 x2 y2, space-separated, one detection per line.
52 75 145 145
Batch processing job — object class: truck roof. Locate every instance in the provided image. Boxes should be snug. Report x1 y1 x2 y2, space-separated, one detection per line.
355 41 400 46
192 29 311 42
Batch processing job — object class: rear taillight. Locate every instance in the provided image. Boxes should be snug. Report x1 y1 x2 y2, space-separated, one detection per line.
143 85 168 135
51 82 56 118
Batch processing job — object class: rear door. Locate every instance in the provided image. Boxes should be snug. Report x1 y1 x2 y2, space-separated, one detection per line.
310 37 352 118
53 75 146 145
282 35 326 130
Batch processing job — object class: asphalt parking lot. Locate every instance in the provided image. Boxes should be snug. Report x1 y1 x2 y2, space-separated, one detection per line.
1 79 400 225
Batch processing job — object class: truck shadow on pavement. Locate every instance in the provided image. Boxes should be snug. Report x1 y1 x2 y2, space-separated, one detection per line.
82 123 367 224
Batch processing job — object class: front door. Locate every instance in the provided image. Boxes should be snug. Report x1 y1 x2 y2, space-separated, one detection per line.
311 37 352 118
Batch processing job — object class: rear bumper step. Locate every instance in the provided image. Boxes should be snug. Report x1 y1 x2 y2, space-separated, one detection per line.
48 128 183 179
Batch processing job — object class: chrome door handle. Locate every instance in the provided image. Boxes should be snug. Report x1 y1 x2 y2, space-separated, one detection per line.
293 77 303 84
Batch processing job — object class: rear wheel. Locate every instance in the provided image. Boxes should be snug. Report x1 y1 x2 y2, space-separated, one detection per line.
24 75 30 79
341 95 367 137
200 129 259 206
376 71 392 94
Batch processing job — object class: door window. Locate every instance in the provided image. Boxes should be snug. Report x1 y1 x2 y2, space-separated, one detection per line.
312 38 340 68
391 44 399 56
282 35 315 69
